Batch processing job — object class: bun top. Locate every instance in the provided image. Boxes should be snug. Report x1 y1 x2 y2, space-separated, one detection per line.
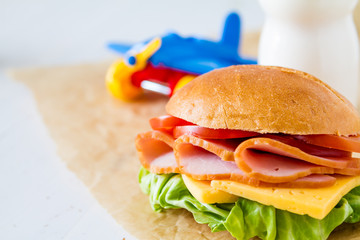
166 65 360 135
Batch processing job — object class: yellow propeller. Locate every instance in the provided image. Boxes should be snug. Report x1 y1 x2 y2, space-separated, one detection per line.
105 38 161 101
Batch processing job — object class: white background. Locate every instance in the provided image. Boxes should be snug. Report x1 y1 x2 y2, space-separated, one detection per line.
0 1 263 239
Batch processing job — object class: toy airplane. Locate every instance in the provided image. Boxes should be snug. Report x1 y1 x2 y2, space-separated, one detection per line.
106 12 257 101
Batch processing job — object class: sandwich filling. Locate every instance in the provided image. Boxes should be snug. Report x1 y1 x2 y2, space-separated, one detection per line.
136 115 360 219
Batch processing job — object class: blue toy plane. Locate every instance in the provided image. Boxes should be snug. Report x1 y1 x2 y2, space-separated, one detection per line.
106 12 257 101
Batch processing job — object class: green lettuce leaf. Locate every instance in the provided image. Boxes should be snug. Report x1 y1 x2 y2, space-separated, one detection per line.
138 167 231 231
139 167 360 240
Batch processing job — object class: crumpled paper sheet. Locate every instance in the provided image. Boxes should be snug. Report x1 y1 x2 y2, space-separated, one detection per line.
10 32 360 240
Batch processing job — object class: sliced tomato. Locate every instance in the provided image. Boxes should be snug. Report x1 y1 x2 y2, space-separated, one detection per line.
294 134 360 153
149 115 193 132
173 125 260 139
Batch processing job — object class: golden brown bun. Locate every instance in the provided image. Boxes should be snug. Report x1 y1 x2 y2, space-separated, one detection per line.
166 65 360 135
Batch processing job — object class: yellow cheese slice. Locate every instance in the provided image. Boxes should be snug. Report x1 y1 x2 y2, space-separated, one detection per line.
181 175 238 204
211 175 360 219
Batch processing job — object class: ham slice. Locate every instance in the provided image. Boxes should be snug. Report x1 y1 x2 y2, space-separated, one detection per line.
174 134 243 161
174 137 258 185
234 137 360 183
135 131 179 174
238 148 335 183
136 130 360 188
294 134 360 153
174 135 337 187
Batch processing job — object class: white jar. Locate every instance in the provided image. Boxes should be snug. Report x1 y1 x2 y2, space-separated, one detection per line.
258 0 359 107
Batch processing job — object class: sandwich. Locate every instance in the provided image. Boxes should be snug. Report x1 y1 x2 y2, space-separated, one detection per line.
135 65 360 240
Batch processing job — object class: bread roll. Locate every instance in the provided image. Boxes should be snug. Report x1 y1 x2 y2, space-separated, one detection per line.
166 65 360 135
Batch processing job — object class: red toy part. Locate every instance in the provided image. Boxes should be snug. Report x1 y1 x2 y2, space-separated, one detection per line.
131 63 197 96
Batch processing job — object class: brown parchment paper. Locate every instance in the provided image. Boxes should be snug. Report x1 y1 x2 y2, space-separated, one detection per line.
11 62 233 239
9 32 360 239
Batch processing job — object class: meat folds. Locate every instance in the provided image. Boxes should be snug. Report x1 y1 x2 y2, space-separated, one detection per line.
136 131 360 188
